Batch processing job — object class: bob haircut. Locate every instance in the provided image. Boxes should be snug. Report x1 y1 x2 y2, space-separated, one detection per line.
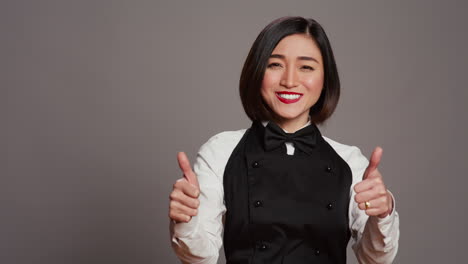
239 16 340 125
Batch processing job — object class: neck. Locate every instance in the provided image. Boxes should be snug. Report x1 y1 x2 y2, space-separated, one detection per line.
273 115 310 133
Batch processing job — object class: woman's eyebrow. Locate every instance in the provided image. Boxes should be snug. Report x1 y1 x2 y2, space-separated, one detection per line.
270 54 318 63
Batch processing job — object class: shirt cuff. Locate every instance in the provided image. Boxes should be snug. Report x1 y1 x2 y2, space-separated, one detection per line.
173 214 200 238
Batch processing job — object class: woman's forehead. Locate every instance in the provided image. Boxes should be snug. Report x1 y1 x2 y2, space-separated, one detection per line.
271 34 322 60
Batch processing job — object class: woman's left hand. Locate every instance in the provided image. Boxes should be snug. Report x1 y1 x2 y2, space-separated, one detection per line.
354 147 393 218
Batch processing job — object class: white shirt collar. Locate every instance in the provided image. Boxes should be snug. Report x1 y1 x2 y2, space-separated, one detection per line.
261 116 312 133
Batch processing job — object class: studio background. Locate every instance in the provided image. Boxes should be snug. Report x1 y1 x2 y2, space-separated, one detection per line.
3 0 467 263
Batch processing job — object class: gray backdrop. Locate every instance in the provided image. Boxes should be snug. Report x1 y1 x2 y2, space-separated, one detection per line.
3 0 468 263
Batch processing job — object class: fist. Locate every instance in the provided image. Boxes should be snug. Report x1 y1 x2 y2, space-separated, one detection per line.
169 152 201 223
353 147 393 218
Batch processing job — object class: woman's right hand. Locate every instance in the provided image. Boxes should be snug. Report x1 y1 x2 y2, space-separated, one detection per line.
169 152 200 223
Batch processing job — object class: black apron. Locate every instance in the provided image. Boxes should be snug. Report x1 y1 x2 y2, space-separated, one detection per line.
223 121 353 264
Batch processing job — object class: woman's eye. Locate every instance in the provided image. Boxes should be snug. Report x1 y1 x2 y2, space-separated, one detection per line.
301 65 314 70
267 63 281 68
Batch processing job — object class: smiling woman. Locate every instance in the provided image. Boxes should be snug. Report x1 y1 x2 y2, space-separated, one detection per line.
169 16 399 264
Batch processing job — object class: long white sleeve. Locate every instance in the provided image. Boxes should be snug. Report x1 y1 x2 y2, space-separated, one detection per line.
339 143 400 264
169 130 245 264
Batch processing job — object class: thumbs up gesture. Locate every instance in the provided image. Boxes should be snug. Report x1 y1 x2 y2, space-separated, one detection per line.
169 152 201 223
353 147 393 218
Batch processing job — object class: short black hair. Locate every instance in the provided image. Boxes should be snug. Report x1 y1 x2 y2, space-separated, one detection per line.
239 16 340 124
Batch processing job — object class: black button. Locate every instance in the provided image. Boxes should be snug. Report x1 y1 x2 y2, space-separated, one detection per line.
325 165 332 172
326 203 333 210
252 161 260 168
315 248 320 255
257 243 268 251
254 200 263 207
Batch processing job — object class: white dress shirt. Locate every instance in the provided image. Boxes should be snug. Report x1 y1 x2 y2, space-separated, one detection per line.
170 121 400 264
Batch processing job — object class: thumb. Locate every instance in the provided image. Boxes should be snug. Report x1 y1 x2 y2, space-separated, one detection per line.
363 146 383 180
177 152 199 188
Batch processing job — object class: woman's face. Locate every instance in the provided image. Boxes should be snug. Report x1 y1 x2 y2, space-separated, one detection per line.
261 33 324 128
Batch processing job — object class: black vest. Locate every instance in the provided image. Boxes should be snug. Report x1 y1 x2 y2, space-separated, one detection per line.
223 121 353 264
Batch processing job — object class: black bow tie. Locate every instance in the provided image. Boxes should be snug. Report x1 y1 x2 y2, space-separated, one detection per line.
263 121 319 155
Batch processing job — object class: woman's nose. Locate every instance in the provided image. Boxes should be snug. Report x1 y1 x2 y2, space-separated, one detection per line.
280 67 299 88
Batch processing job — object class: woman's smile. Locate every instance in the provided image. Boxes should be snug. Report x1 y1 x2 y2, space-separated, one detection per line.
275 91 303 104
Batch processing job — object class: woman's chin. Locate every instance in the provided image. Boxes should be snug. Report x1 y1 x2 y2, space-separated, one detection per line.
273 112 304 123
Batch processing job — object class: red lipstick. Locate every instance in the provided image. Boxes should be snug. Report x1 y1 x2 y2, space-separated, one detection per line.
275 91 303 104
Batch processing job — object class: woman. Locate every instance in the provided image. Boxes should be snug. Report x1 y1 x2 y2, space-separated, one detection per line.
169 16 399 264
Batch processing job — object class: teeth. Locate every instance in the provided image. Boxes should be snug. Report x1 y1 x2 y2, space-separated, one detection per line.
277 93 301 100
